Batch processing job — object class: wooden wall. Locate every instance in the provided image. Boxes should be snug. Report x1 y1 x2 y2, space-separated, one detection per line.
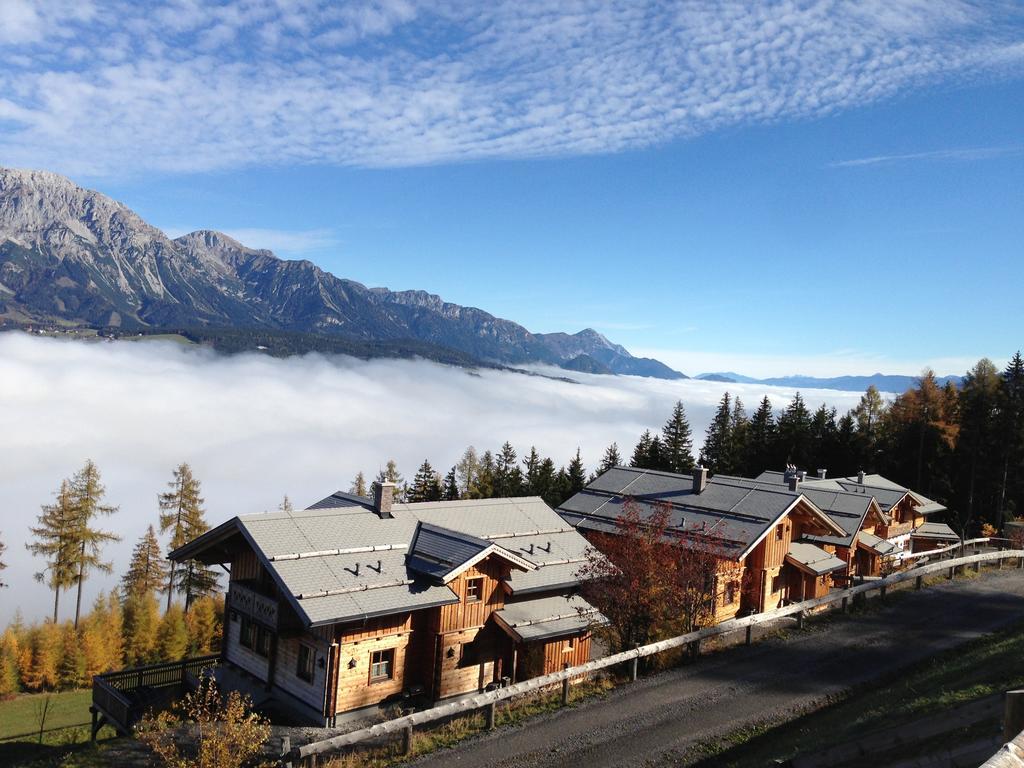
435 626 496 699
274 634 330 715
224 613 269 680
539 634 591 675
435 560 507 634
334 623 413 712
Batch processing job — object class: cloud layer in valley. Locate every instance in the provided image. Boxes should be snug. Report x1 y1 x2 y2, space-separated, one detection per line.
0 1 1021 178
0 332 868 624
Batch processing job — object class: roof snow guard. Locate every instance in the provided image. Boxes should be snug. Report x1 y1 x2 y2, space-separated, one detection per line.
406 521 536 583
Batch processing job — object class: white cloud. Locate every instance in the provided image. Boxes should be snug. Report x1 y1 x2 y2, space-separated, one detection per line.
631 345 988 379
830 145 1022 168
0 1 1020 178
0 332 865 624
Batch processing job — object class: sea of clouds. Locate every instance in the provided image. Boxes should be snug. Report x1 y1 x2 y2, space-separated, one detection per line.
0 332 866 624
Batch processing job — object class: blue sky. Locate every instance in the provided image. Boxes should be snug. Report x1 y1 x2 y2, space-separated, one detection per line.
1 0 1022 377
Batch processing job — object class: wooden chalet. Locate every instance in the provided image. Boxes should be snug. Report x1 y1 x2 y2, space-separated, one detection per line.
168 485 604 725
756 469 955 571
557 466 849 621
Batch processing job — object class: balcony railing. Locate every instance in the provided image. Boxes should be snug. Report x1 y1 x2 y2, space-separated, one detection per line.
229 581 279 628
91 655 219 737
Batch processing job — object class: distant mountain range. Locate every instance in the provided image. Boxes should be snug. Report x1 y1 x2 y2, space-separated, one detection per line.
0 168 682 379
696 372 962 394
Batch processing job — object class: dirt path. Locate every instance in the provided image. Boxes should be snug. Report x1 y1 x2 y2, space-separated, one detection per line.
409 569 1024 768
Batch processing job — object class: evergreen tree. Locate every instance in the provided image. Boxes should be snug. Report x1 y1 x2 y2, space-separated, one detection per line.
661 401 695 473
348 472 368 497
159 464 218 612
537 458 560 506
372 460 406 501
495 442 525 497
67 460 121 629
955 359 1001 535
551 467 572 507
701 393 733 475
597 443 622 475
523 447 542 493
472 451 496 498
409 460 443 502
809 404 839 471
744 396 777 475
566 448 587 496
999 352 1024 525
156 605 189 661
853 385 886 468
122 525 168 599
27 479 78 624
441 466 461 501
630 430 655 468
729 396 749 474
776 393 813 468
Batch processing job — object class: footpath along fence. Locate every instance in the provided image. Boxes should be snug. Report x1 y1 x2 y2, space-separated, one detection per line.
285 546 1024 767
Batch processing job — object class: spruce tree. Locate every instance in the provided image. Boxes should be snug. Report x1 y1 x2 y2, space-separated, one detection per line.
999 352 1024 525
159 464 218 612
729 397 749 473
27 480 79 624
122 525 169 600
701 393 733 475
661 401 695 473
630 430 655 468
441 467 461 501
523 447 542 493
776 393 813 468
495 442 524 497
597 443 622 475
409 460 443 502
744 396 777 475
473 451 496 498
537 458 559 507
566 448 587 496
67 460 121 629
373 460 406 501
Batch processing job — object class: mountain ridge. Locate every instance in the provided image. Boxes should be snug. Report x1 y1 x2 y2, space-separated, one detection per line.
0 167 684 379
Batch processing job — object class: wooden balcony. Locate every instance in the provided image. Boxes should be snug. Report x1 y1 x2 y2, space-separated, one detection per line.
91 655 219 739
229 581 279 628
882 521 914 539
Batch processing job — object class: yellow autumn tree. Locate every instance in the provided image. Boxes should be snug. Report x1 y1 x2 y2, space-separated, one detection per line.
123 591 160 666
156 605 189 662
186 596 222 655
0 629 20 698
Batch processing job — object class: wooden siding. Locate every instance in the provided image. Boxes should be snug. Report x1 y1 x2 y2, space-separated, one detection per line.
338 613 412 644
233 549 262 581
274 634 330 715
435 626 498 699
435 559 507 634
540 633 591 674
334 630 412 712
224 613 269 680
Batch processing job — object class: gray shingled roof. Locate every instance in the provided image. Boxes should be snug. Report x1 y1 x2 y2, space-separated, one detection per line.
558 467 845 560
171 495 594 628
857 531 897 556
493 595 605 643
755 470 946 516
406 522 535 582
911 522 960 541
785 542 848 575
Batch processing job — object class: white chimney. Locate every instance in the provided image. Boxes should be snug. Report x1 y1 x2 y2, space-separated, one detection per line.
374 482 396 519
857 470 865 485
692 466 709 494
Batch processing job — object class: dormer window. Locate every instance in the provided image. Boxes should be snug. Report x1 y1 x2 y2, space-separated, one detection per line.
775 524 785 541
466 577 483 603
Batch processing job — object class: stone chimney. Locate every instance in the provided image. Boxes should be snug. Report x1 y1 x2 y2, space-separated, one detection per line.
692 466 709 494
788 475 801 492
373 482 396 519
857 470 865 485
817 469 827 480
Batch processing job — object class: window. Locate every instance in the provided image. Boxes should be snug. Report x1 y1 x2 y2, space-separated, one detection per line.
297 644 315 683
775 524 785 541
465 577 484 603
726 581 738 604
370 649 394 682
239 616 254 649
254 625 272 657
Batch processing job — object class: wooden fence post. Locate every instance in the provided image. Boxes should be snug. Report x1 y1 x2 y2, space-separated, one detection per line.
561 663 570 706
1003 690 1024 743
401 725 413 756
841 596 849 614
947 566 954 579
630 647 639 681
279 736 291 768
485 701 496 731
795 611 804 630
915 575 923 590
745 625 753 646
879 585 887 601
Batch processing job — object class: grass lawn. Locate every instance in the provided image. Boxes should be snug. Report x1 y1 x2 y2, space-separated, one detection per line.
0 689 118 766
688 620 1024 766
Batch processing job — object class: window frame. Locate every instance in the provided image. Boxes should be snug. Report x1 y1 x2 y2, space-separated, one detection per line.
297 643 316 683
239 616 254 649
369 648 395 684
775 523 785 541
465 577 484 603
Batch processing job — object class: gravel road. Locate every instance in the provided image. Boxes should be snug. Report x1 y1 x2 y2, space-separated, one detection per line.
409 569 1024 768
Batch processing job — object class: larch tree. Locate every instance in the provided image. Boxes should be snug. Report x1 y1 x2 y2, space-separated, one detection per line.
122 525 169 599
349 472 368 497
186 596 221 655
123 590 160 665
27 479 79 624
159 463 218 612
156 605 189 662
661 401 696 473
455 446 480 497
472 451 496 498
278 495 293 513
68 460 121 629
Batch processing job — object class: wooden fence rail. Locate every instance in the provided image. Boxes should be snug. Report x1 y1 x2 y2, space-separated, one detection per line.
288 546 1024 765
